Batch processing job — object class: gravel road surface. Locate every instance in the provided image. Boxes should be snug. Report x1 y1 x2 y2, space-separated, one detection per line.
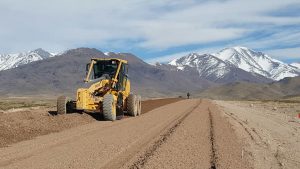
0 99 250 169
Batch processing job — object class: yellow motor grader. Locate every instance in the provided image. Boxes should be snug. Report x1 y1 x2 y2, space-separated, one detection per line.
57 58 141 121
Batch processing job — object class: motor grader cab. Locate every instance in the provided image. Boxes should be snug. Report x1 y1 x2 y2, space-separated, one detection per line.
57 58 141 121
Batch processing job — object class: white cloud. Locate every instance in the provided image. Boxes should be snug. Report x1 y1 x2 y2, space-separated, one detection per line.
138 25 246 49
0 0 299 56
264 47 300 60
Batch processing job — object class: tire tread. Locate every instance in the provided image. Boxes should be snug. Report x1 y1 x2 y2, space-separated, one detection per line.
103 94 116 121
127 94 137 116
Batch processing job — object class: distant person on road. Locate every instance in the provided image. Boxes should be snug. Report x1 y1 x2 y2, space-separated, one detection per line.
187 92 190 99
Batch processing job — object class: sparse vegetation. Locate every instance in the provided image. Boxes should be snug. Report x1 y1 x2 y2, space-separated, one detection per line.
258 98 300 104
0 99 54 111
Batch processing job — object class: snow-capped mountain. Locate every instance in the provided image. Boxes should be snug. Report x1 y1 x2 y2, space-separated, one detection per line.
290 63 300 69
0 48 55 71
169 47 300 81
213 47 300 80
169 53 231 80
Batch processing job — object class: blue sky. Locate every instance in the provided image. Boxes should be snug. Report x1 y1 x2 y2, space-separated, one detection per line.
0 0 299 63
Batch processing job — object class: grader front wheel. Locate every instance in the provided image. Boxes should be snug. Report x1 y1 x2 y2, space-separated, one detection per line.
103 94 117 121
127 94 138 116
57 96 70 115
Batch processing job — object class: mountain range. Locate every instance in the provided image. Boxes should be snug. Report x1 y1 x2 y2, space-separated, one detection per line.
0 47 299 99
169 46 300 81
1 46 299 82
0 48 212 98
0 48 55 71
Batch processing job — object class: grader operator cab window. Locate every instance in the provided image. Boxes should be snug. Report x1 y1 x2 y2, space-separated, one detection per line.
85 60 129 91
89 60 119 80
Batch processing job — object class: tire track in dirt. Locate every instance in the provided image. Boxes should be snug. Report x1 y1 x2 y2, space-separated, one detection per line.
123 99 211 169
209 102 252 169
220 107 283 169
120 100 251 169
223 111 269 148
225 112 256 140
128 100 201 169
208 108 217 169
214 101 296 169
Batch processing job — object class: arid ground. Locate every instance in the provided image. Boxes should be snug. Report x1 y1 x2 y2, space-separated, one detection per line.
0 98 299 169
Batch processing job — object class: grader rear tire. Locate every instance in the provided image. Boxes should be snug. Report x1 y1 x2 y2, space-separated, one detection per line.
57 96 69 115
103 94 117 121
137 95 142 116
127 94 137 116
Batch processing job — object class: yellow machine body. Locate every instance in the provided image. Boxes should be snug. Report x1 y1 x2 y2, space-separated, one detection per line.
76 58 130 112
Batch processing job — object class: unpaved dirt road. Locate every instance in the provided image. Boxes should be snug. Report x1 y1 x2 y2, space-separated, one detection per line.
216 100 300 169
0 99 250 169
0 98 181 148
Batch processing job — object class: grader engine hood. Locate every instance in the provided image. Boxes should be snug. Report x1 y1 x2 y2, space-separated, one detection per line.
76 79 110 111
